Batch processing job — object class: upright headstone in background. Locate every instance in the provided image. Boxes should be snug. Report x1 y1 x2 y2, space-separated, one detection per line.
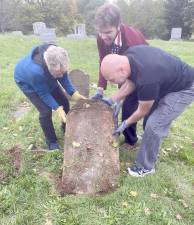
39 28 57 44
33 22 46 35
170 28 182 40
66 23 87 39
62 100 120 195
75 24 86 36
11 31 23 36
69 69 89 97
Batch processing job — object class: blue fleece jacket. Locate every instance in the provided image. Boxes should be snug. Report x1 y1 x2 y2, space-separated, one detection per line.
14 46 76 110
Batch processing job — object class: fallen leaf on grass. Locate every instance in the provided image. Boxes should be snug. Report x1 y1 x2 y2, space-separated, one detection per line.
150 192 158 199
122 201 129 208
176 214 182 220
19 126 23 131
112 140 119 148
178 199 188 208
44 218 53 225
184 136 192 141
162 149 169 156
27 144 34 150
130 191 138 197
144 207 151 216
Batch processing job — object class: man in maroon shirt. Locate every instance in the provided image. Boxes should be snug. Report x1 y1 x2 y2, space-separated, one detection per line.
92 3 148 148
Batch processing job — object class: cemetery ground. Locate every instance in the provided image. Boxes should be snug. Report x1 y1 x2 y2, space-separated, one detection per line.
0 35 194 225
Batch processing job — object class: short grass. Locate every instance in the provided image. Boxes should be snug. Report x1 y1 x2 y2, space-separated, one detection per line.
0 34 194 225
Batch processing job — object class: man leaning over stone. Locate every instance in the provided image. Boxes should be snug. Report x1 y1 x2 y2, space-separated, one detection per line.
100 45 194 177
14 44 86 151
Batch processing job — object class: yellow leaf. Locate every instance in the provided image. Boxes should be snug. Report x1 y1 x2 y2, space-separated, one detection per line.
72 141 81 148
122 202 129 208
176 214 182 220
130 191 138 197
178 199 188 208
45 219 53 225
85 103 90 108
19 126 23 131
144 207 151 216
150 192 158 199
112 140 119 148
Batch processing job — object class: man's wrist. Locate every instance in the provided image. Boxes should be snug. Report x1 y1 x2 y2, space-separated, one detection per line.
96 88 104 95
125 119 130 127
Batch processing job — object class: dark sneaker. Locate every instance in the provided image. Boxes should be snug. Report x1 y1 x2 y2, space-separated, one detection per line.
46 141 60 151
127 164 155 177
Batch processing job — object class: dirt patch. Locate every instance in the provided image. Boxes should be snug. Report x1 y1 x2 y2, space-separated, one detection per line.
0 171 6 181
13 101 31 120
9 146 23 172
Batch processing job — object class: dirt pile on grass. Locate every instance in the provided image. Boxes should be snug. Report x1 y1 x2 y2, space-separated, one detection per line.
9 146 23 172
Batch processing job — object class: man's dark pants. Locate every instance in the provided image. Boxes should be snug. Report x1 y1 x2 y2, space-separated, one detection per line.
24 85 69 144
122 91 139 145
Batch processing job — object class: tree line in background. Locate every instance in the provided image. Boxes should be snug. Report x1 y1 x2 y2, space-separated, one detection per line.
0 0 194 40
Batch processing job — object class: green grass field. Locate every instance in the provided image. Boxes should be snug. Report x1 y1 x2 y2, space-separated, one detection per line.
0 34 194 225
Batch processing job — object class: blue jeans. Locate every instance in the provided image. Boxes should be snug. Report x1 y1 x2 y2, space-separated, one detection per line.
136 83 194 170
24 85 69 143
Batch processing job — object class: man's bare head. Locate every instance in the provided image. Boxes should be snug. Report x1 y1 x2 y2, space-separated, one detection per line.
101 54 131 84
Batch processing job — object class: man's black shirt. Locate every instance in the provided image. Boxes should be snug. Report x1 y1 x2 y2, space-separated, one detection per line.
124 45 194 101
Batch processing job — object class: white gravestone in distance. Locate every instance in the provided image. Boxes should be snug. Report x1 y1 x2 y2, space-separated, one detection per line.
66 24 87 39
12 31 23 36
170 28 182 40
33 22 46 35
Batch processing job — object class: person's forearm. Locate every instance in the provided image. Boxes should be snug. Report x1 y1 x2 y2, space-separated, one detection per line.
125 100 154 126
97 87 104 92
111 80 135 102
126 109 146 126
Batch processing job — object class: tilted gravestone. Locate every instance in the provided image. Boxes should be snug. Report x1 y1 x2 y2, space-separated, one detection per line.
61 100 120 194
33 22 46 35
69 69 89 97
170 27 182 40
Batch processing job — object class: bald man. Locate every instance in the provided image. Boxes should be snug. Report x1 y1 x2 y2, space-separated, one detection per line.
100 45 194 177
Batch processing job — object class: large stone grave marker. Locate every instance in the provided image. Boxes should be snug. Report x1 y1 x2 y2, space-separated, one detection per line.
61 100 120 194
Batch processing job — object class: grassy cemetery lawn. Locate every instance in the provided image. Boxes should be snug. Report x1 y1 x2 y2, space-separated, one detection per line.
0 35 194 225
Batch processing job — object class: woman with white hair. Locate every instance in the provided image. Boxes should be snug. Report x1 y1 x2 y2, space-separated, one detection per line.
14 44 86 151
